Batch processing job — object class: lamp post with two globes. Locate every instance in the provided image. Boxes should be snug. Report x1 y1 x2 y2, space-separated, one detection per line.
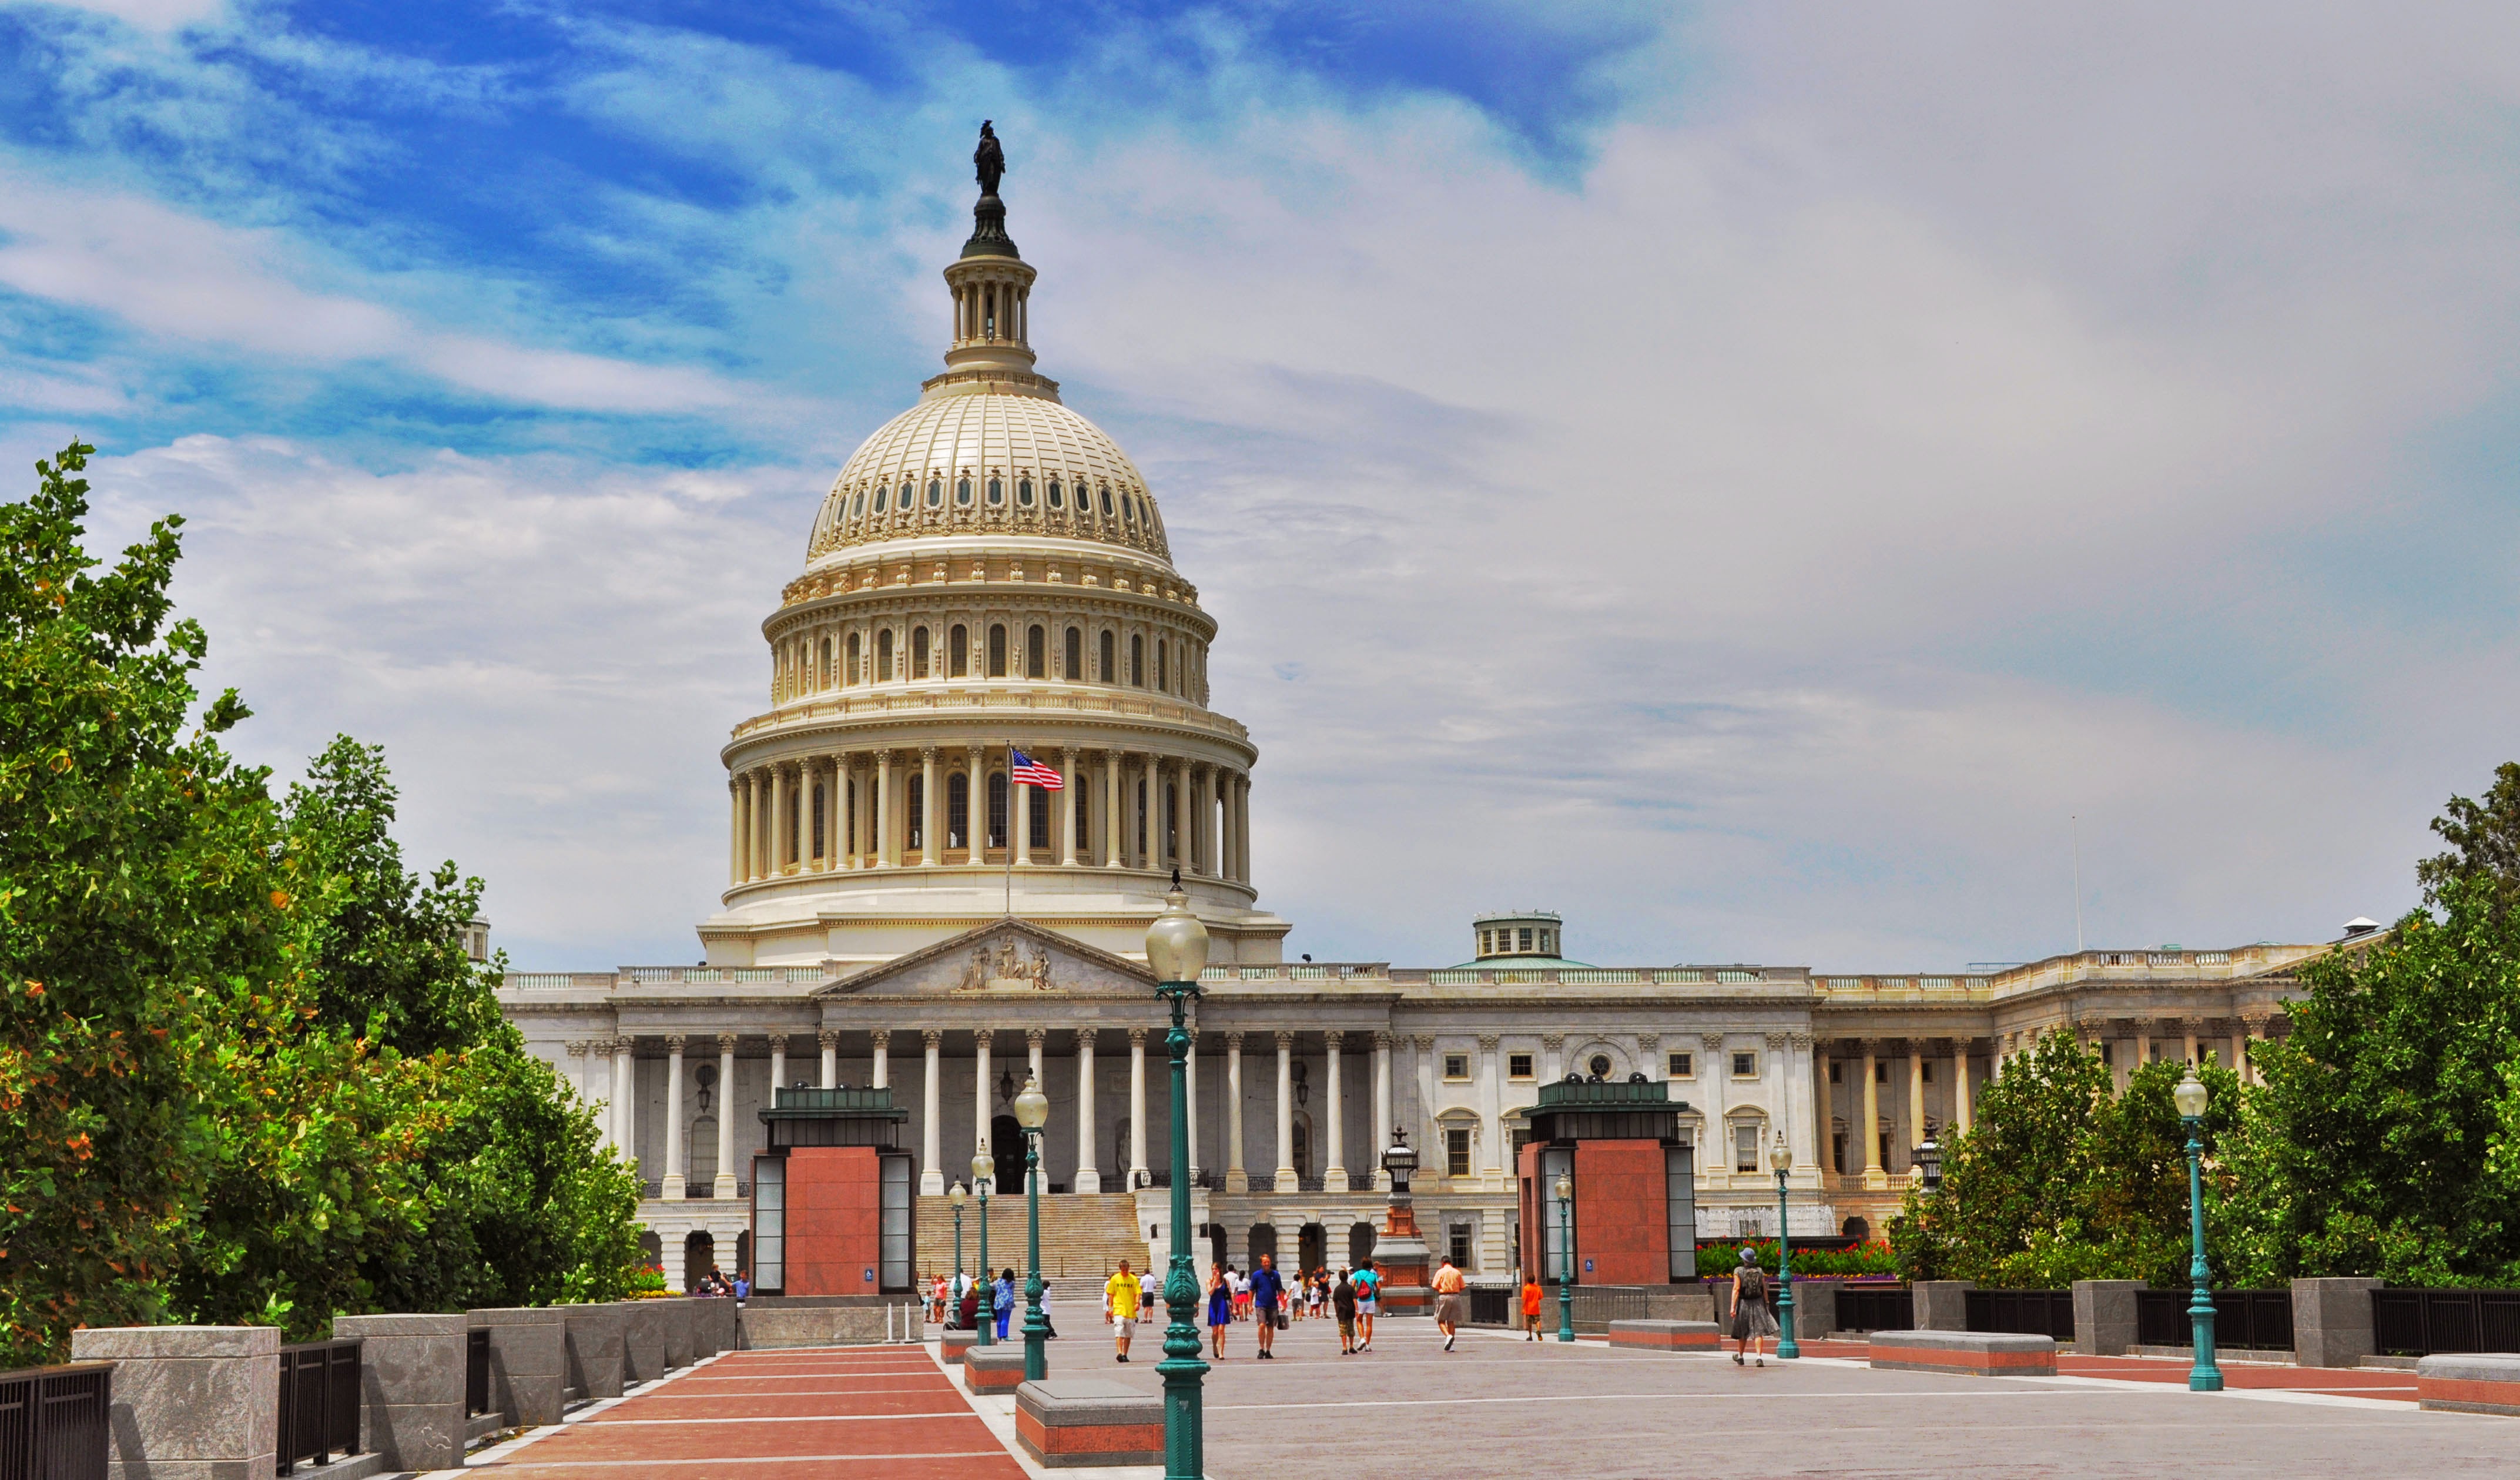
1015 1073 1052 1381
1144 879 1212 1480
973 1148 996 1345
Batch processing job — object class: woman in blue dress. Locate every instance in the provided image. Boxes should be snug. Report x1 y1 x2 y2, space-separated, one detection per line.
1206 1263 1234 1358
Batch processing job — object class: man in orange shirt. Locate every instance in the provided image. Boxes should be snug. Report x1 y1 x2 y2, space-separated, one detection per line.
1520 1275 1543 1340
1432 1256 1468 1352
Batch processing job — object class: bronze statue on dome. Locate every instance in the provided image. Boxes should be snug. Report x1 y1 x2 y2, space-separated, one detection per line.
975 121 1006 197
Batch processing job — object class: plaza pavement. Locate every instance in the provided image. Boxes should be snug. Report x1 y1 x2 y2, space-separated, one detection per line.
443 1314 2514 1479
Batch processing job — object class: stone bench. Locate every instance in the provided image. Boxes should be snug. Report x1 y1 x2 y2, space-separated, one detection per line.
1015 1378 1163 1468
1607 1320 1722 1351
1868 1330 2057 1377
2417 1354 2520 1417
963 1344 1030 1395
941 1328 978 1364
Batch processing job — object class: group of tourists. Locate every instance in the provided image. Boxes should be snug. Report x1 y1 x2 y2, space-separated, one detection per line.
1095 1254 1393 1361
931 1267 1057 1342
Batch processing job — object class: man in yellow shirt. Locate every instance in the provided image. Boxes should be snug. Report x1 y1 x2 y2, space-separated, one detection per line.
1104 1258 1141 1363
1432 1257 1468 1352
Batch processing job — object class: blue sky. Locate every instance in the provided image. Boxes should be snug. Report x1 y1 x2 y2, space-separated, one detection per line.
6 1 2519 969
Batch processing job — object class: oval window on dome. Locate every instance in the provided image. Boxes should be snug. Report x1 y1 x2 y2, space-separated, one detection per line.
898 480 914 510
1139 494 1152 525
956 476 972 505
850 488 864 517
1120 491 1134 523
1099 484 1114 517
927 478 943 507
1016 477 1033 507
986 476 1003 505
1047 478 1063 508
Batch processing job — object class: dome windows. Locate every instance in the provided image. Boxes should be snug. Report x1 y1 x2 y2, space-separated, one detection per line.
956 476 973 507
1016 477 1033 507
1047 478 1063 508
927 478 944 508
1120 491 1135 524
895 480 912 510
1100 484 1114 517
850 488 864 517
986 475 1003 505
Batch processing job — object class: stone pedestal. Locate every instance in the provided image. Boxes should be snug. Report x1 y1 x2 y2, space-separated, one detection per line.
941 1328 978 1365
69 1324 279 1480
963 1345 1028 1395
2072 1280 2142 1356
332 1313 465 1473
700 1297 740 1356
1015 1378 1162 1468
1869 1329 2057 1377
561 1303 626 1402
2418 1354 2520 1416
1911 1280 1976 1331
661 1297 698 1369
1607 1320 1721 1351
1788 1278 1837 1340
1372 1190 1433 1317
622 1301 668 1385
2291 1277 2382 1368
470 1307 565 1427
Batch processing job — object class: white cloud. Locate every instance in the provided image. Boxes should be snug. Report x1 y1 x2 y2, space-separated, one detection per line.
25 0 224 30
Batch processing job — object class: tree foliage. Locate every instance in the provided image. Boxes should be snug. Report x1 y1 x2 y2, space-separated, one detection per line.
2416 761 2520 922
0 443 641 1365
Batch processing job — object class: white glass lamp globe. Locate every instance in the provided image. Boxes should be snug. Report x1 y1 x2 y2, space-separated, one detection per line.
1014 1074 1050 1131
1553 1175 1573 1203
973 1150 996 1188
2173 1069 2210 1120
1144 886 1211 983
948 1180 967 1208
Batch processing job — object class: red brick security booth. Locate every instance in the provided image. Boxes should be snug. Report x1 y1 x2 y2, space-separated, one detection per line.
749 1087 917 1296
1516 1076 1695 1292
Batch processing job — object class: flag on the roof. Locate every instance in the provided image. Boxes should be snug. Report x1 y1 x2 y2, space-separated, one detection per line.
1010 749 1064 789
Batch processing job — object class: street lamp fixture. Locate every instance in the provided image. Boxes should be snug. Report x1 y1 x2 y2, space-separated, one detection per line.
973 1148 996 1347
948 1180 968 1326
1552 1173 1576 1343
1014 1073 1052 1381
1915 1137 1943 1194
1147 879 1211 1480
2174 1067 2223 1392
1771 1134 1798 1360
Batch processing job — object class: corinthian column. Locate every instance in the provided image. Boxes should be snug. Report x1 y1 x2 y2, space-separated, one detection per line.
728 782 743 886
792 764 809 874
715 1033 739 1198
874 749 894 868
662 1034 687 1200
1323 1032 1347 1187
1059 748 1080 866
1128 1027 1150 1187
1274 1031 1296 1189
1225 1032 1248 1193
611 1037 635 1163
1372 1030 1392 1190
1074 1029 1101 1193
872 1029 891 1089
920 746 939 867
818 1029 838 1089
920 1029 944 1194
769 765 788 874
974 1027 995 1156
1103 751 1124 868
1173 761 1193 872
1861 1039 1885 1190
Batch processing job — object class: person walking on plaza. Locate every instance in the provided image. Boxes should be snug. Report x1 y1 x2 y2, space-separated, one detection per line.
1251 1254 1287 1359
1333 1267 1360 1354
1729 1247 1778 1367
994 1267 1016 1341
1205 1263 1233 1358
1105 1259 1141 1363
1432 1255 1467 1352
1521 1273 1543 1340
1352 1260 1380 1351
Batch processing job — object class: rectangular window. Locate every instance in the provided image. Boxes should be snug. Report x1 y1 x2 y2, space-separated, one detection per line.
912 626 930 678
1828 1060 1842 1084
1517 926 1533 951
1443 1053 1470 1080
987 772 1008 849
1539 1146 1573 1282
988 624 1008 677
1064 626 1081 678
1445 1127 1472 1177
879 1152 913 1292
752 1154 785 1294
1875 1060 1891 1083
1099 629 1115 682
1667 1051 1692 1079
1507 1052 1534 1080
1664 1144 1696 1281
1448 1224 1473 1271
2100 1042 2116 1068
950 624 968 677
1731 1051 1756 1078
1921 1062 1935 1084
1027 624 1045 678
1028 785 1051 850
1734 1123 1760 1173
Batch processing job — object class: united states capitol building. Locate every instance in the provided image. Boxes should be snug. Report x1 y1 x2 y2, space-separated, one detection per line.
496 139 2328 1294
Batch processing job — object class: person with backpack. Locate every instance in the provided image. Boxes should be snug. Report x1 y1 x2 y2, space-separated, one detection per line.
1729 1247 1779 1367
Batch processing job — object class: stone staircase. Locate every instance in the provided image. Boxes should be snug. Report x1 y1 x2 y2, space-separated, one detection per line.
916 1192 1147 1283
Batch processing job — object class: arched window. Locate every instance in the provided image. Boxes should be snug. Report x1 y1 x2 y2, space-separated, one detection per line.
986 476 1003 505
988 624 1008 678
927 478 943 507
849 488 863 517
1100 484 1114 517
846 631 861 685
1130 634 1145 687
911 627 930 679
876 628 894 681
1075 778 1092 851
1099 629 1115 684
817 637 830 688
1047 478 1063 508
1017 477 1033 507
987 771 1010 849
1163 778 1178 862
1026 624 1045 678
957 476 973 506
1121 491 1135 524
897 480 913 510
906 774 924 852
949 624 968 677
810 782 825 860
948 771 971 849
1135 776 1147 856
1064 626 1082 678
1029 785 1051 851
1157 639 1168 692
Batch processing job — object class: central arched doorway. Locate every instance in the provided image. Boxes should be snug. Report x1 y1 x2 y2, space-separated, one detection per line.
1298 1223 1326 1276
990 1115 1023 1194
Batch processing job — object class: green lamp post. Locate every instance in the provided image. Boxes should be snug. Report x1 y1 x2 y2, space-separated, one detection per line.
1553 1174 1575 1342
973 1148 996 1347
2175 1067 2223 1392
1016 1073 1052 1382
1772 1133 1798 1360
1145 879 1212 1480
949 1180 968 1326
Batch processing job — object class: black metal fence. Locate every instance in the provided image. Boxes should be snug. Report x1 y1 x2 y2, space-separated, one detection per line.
1467 1287 1513 1327
1966 1288 2076 1341
277 1340 361 1472
2134 1288 2293 1350
464 1328 491 1418
0 1362 111 1480
1570 1285 1649 1332
1834 1283 1913 1333
2373 1287 2520 1356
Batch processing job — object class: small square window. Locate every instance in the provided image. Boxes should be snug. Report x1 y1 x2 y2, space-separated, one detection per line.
1507 1052 1534 1079
1731 1051 1757 1077
1443 1053 1470 1080
1445 1127 1472 1177
1517 927 1533 951
1666 1051 1692 1078
1828 1060 1843 1084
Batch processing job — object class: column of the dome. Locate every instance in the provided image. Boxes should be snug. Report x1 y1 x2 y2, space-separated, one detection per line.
874 749 894 867
1013 760 1032 867
1216 770 1234 883
1058 748 1079 866
920 748 939 867
728 781 742 887
769 765 788 875
1204 766 1222 879
965 741 987 865
792 762 810 873
1237 775 1252 883
1171 759 1191 875
1103 751 1123 869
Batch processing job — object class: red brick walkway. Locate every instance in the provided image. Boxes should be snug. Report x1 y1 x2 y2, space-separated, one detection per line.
468 1347 1028 1479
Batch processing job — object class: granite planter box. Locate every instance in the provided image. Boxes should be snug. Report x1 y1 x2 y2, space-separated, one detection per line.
469 1307 566 1426
1868 1329 2057 1378
1607 1320 1721 1351
332 1312 466 1473
69 1324 279 1480
561 1303 626 1402
1016 1378 1162 1468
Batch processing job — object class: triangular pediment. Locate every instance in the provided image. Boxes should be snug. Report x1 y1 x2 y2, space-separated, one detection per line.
815 918 1157 998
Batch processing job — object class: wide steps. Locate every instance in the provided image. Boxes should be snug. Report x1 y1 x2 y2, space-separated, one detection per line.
917 1193 1145 1283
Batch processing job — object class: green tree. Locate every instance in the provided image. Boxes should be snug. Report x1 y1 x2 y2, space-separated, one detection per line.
2415 761 2520 922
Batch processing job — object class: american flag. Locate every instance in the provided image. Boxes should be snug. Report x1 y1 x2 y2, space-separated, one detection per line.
1010 749 1064 790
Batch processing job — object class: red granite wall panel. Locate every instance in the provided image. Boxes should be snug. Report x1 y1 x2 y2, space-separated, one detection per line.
785 1146 882 1296
1574 1141 1669 1286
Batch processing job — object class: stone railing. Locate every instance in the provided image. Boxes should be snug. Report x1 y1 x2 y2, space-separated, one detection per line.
728 686 1252 745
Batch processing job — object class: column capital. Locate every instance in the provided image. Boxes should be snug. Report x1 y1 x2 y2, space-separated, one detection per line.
1072 1027 1097 1052
1025 1026 1047 1047
817 1028 840 1049
1372 1030 1393 1049
1635 1033 1659 1053
974 1027 996 1047
1859 1036 1882 1053
1224 1031 1244 1052
1789 1032 1814 1052
1764 1032 1789 1052
869 1028 891 1048
1323 1030 1345 1052
1274 1030 1295 1050
765 1032 789 1053
1701 1032 1725 1053
718 1032 739 1052
564 1040 589 1057
920 743 938 762
922 1028 944 1050
665 1033 687 1052
612 1036 635 1055
1410 1034 1436 1051
1476 1033 1500 1051
874 746 893 765
1540 1033 1564 1050
1127 1026 1149 1045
